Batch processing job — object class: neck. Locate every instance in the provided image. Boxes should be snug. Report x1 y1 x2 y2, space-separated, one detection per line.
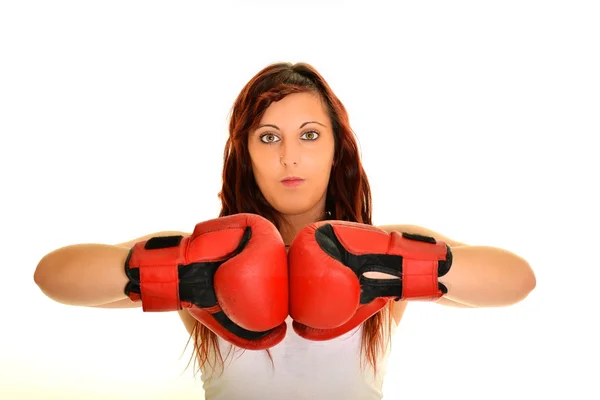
279 208 327 246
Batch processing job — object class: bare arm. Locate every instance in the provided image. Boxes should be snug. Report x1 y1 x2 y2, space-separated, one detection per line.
33 231 189 308
377 224 469 247
377 224 536 308
440 245 536 307
378 224 473 309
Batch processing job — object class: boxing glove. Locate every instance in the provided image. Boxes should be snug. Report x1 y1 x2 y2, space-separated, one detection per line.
288 220 452 341
124 213 288 350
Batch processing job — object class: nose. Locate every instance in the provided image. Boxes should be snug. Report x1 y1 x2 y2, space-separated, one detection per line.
280 142 300 166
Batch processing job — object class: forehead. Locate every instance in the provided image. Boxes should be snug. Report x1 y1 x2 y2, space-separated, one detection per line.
259 92 329 124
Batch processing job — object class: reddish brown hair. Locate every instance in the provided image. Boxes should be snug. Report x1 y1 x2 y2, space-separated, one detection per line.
187 61 393 378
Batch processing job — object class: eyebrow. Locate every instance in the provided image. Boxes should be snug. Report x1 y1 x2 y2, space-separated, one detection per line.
257 121 327 130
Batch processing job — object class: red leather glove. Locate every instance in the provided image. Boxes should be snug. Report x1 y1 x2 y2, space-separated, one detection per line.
124 213 288 350
288 220 452 341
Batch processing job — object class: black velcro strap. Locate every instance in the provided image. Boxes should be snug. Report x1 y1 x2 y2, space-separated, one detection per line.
401 232 437 244
178 262 219 307
439 244 452 277
124 236 183 298
124 248 140 296
401 232 452 277
145 235 183 250
360 276 403 303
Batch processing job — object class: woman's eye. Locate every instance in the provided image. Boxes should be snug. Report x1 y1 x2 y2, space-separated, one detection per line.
302 131 319 140
260 133 280 143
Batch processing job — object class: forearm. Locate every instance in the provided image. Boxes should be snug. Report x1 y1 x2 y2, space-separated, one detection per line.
439 245 536 307
34 244 131 306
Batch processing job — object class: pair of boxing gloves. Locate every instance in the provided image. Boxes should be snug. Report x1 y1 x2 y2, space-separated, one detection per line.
123 213 453 350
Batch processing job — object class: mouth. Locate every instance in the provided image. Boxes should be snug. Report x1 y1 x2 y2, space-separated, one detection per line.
281 177 305 188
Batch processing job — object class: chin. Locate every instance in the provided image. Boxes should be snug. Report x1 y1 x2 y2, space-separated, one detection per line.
263 187 327 218
275 201 329 221
271 200 319 217
274 205 313 216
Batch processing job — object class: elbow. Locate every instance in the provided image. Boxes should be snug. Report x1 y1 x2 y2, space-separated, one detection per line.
33 265 44 288
481 261 537 308
496 249 537 306
508 262 537 305
526 266 537 293
34 255 54 293
34 258 73 306
33 251 64 299
523 267 537 298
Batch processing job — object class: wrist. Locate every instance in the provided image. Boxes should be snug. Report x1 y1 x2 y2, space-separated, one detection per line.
124 234 186 311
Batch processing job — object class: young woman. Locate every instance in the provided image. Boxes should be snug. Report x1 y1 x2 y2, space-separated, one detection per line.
33 62 536 399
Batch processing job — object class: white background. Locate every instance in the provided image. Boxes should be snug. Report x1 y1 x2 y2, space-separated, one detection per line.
1 1 598 399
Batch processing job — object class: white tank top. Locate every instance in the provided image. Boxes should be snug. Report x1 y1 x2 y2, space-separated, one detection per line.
200 315 396 400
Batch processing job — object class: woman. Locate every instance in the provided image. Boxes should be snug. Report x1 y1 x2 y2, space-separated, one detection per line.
33 62 537 399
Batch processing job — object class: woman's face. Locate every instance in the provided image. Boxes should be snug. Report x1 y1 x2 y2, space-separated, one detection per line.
248 92 335 218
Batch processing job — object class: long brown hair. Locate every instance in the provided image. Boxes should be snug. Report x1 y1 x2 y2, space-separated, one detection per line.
187 61 393 378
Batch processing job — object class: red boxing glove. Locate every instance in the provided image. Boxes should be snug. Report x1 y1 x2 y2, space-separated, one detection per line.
124 213 288 350
288 220 452 341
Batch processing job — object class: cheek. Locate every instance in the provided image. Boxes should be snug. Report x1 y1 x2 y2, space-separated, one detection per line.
251 156 278 187
306 146 334 173
305 153 334 186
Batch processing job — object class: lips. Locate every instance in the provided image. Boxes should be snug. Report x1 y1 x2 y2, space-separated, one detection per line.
281 177 305 188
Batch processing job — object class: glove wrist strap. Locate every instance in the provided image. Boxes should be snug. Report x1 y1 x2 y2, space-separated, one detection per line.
124 235 185 312
393 231 452 300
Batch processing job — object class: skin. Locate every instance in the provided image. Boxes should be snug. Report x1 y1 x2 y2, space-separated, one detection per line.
244 92 415 324
248 91 335 246
174 92 489 328
35 90 535 335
